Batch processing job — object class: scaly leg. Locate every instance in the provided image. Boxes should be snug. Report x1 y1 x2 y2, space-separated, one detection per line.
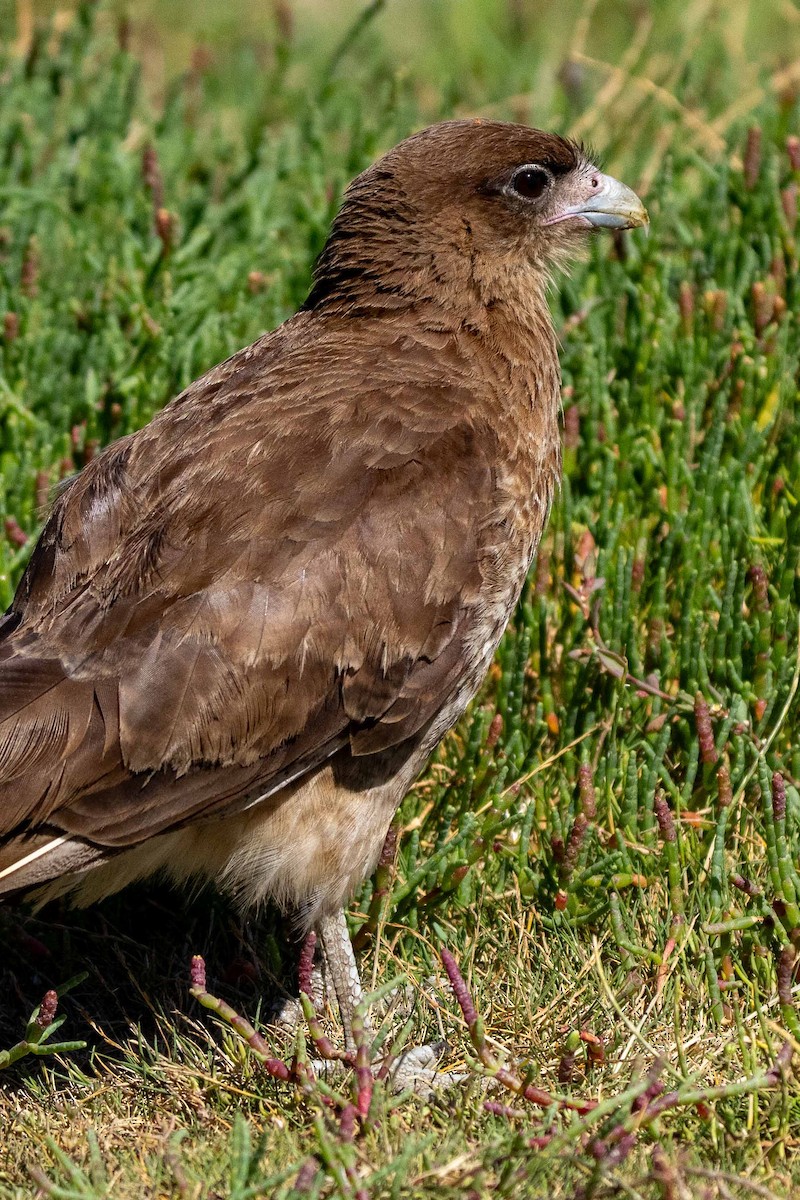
316 907 365 1051
272 908 460 1092
315 909 460 1092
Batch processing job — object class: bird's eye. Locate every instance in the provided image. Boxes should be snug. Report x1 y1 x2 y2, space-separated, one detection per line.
509 166 550 201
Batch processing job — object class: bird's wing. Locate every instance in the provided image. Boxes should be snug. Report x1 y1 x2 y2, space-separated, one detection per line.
0 316 505 856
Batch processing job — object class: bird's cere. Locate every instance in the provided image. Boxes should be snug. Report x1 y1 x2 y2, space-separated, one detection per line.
546 171 648 230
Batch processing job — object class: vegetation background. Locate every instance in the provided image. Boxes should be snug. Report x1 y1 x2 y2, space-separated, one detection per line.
2 0 800 1196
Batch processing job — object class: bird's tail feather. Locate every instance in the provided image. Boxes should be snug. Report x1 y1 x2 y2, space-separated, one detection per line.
0 830 107 897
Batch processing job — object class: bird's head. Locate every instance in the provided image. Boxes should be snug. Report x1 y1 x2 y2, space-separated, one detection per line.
305 119 647 313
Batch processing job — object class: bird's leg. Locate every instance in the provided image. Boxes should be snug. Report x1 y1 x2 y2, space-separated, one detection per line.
266 911 365 1049
315 910 461 1093
268 909 459 1093
316 907 366 1052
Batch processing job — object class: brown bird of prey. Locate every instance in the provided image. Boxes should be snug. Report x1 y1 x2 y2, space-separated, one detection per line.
0 121 646 1040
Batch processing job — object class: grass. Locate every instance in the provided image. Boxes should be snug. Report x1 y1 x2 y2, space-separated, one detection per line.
2 0 800 1195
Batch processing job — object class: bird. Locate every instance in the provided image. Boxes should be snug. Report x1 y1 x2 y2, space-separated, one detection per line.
0 120 646 1042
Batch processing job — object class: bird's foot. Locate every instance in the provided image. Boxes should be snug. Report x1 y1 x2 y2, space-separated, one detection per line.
266 909 465 1093
382 1039 466 1094
266 988 463 1093
277 1037 463 1095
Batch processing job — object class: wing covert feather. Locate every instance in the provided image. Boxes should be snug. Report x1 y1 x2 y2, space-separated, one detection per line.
0 314 504 847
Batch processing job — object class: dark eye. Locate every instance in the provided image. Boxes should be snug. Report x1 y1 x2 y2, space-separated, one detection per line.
509 166 550 200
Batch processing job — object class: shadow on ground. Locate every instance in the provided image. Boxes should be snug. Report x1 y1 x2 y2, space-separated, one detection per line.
0 884 299 1084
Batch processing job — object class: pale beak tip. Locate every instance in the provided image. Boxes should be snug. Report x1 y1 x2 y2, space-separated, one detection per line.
626 202 650 231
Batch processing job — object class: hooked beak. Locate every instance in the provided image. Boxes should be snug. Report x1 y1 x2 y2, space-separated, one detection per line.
547 172 649 231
